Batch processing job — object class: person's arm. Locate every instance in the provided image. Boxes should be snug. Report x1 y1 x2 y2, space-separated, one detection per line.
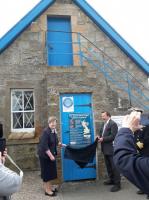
113 112 149 195
99 123 104 137
0 148 7 164
46 149 55 161
40 129 55 160
58 142 66 147
0 152 22 196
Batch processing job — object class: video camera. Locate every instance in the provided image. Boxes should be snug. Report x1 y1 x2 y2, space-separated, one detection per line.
140 113 149 126
0 123 6 156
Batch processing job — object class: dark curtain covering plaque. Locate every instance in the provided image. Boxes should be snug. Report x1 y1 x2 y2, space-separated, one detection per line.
64 138 98 168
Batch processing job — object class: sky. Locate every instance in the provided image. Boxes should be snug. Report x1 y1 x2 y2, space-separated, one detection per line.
0 0 148 63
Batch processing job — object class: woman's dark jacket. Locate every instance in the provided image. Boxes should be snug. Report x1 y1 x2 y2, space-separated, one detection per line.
38 127 59 159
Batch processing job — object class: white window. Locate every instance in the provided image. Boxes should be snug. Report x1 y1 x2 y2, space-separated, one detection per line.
11 89 35 132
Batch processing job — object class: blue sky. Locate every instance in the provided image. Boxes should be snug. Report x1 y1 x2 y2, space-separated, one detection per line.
0 0 148 62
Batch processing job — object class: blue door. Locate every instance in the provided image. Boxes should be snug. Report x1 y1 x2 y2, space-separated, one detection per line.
47 17 73 66
60 93 96 181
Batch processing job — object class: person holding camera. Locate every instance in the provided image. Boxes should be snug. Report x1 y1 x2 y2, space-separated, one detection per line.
134 125 149 198
113 111 149 196
0 149 23 200
0 123 23 200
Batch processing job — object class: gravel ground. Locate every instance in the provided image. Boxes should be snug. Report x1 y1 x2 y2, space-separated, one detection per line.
11 171 147 200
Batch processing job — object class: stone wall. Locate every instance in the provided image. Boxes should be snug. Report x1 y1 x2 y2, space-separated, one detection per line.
0 0 148 182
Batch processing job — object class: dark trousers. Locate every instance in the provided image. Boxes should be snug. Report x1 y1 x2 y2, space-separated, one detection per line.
104 155 121 185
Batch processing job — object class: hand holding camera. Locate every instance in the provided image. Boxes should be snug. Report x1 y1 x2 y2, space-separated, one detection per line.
0 123 6 157
0 138 6 157
122 111 142 132
0 148 7 164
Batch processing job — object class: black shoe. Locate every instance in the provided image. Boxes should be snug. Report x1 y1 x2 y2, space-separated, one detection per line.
103 180 114 185
110 185 121 192
45 191 57 196
146 195 149 199
137 190 144 195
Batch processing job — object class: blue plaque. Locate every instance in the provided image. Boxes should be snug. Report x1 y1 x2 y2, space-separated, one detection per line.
69 113 91 147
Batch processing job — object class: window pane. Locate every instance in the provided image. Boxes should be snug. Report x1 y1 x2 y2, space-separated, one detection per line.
13 113 23 129
24 112 34 128
12 91 23 111
24 91 34 111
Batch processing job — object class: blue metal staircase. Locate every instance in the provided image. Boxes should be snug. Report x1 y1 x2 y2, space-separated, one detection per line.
76 33 149 111
47 31 149 111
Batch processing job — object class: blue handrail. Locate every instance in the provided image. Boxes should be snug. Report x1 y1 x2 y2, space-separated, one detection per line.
46 31 149 111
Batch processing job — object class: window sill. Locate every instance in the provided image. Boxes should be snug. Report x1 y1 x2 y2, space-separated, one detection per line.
8 131 35 140
7 137 39 145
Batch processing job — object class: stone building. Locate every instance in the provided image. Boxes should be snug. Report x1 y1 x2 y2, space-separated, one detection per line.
0 0 149 182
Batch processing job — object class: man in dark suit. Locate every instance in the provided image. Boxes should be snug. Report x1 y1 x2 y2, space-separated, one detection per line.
98 111 121 192
114 111 149 196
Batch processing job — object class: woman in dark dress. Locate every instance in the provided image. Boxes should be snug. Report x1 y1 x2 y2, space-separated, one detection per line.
38 116 64 196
